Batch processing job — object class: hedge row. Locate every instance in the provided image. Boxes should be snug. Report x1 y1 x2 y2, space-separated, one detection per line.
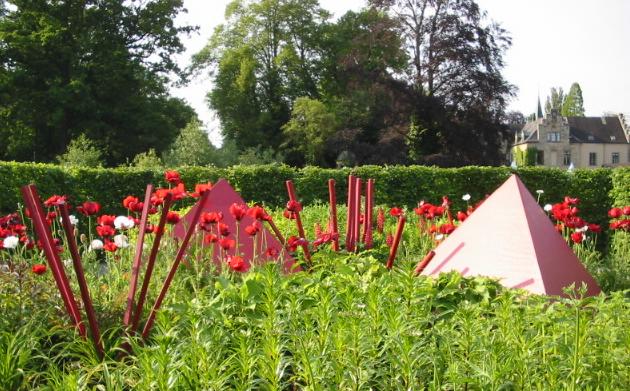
0 162 624 226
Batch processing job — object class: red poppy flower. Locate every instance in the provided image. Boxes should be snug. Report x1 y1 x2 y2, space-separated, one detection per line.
389 207 403 217
97 215 116 226
44 195 67 207
204 233 218 244
201 212 222 225
218 223 230 236
166 211 180 224
286 200 302 213
587 223 601 234
286 236 307 252
152 183 187 205
386 233 394 247
229 203 247 221
555 224 564 233
623 206 630 216
265 247 279 257
441 196 451 208
283 210 296 220
570 232 583 244
122 196 140 211
456 211 467 222
219 238 235 250
244 222 260 236
32 264 47 275
96 225 116 237
247 206 268 220
77 201 101 216
608 207 623 219
564 196 579 205
439 223 456 235
191 183 212 198
103 240 118 252
164 170 182 185
227 255 250 273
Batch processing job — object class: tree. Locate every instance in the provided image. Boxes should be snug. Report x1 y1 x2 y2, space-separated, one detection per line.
0 0 196 165
545 87 565 115
369 0 514 165
282 97 336 165
57 134 104 168
562 82 585 117
193 0 330 152
163 120 218 167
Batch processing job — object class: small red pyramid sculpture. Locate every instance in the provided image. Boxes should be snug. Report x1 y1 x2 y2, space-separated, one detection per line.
173 179 297 273
421 175 601 297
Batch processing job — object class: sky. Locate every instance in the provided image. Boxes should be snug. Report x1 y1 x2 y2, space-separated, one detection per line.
171 0 630 146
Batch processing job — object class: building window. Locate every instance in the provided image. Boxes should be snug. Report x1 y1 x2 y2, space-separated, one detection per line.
589 152 597 166
546 132 561 142
563 151 571 166
612 152 620 164
537 150 545 165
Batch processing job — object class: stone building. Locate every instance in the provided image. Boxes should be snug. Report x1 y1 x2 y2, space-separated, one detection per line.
512 110 630 168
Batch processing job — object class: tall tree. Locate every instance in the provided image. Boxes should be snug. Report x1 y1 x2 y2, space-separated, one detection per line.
545 87 565 115
0 0 196 165
369 0 514 165
562 82 585 117
193 0 330 152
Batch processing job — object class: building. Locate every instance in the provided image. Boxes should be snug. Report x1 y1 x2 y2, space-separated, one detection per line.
512 110 630 168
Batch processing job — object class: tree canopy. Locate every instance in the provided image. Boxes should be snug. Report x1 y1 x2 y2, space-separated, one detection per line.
194 0 514 167
0 0 197 165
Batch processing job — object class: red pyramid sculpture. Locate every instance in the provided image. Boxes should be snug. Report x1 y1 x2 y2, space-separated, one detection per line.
173 179 297 273
421 175 601 297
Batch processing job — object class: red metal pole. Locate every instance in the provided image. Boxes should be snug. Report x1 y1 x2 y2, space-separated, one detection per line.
353 177 362 250
122 184 153 328
386 216 406 270
414 250 436 275
58 203 104 357
328 179 339 251
141 191 210 341
364 179 374 249
285 180 311 263
266 218 286 246
20 185 86 336
345 175 355 251
131 194 173 332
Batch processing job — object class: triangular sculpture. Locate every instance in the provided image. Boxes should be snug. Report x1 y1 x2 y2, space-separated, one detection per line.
173 179 297 273
422 175 601 297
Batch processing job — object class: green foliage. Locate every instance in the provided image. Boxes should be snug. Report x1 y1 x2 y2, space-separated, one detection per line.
56 134 104 168
282 97 337 165
130 149 164 170
0 1 196 165
545 87 566 115
162 120 218 167
514 147 537 167
563 82 585 117
237 146 284 165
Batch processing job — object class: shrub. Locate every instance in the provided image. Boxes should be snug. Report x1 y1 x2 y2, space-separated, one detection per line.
56 134 104 168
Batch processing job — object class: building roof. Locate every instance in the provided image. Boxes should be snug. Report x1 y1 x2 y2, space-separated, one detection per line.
568 116 628 144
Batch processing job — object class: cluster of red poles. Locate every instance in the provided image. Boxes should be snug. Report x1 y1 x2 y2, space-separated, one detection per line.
20 184 210 359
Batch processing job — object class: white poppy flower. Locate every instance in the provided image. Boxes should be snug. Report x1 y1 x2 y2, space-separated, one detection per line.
114 216 135 230
536 189 544 194
544 204 553 212
462 194 471 201
89 239 104 251
2 236 19 249
59 215 79 225
435 234 444 241
113 234 129 249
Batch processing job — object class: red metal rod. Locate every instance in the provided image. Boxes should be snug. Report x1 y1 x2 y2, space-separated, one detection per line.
141 191 209 340
414 250 436 275
131 194 173 332
345 175 355 251
122 184 154 328
285 180 311 263
328 179 339 251
20 185 86 336
364 179 374 249
58 203 104 357
266 218 286 246
386 216 406 270
353 177 362 249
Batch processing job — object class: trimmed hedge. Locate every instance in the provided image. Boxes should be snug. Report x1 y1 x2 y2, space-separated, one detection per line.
0 161 624 226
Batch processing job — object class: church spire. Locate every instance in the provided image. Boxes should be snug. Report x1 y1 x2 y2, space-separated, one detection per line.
537 94 544 120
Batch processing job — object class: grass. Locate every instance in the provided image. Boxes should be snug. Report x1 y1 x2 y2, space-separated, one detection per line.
0 204 629 389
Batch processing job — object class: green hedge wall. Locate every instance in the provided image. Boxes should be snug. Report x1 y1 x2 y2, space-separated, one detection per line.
0 161 624 227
